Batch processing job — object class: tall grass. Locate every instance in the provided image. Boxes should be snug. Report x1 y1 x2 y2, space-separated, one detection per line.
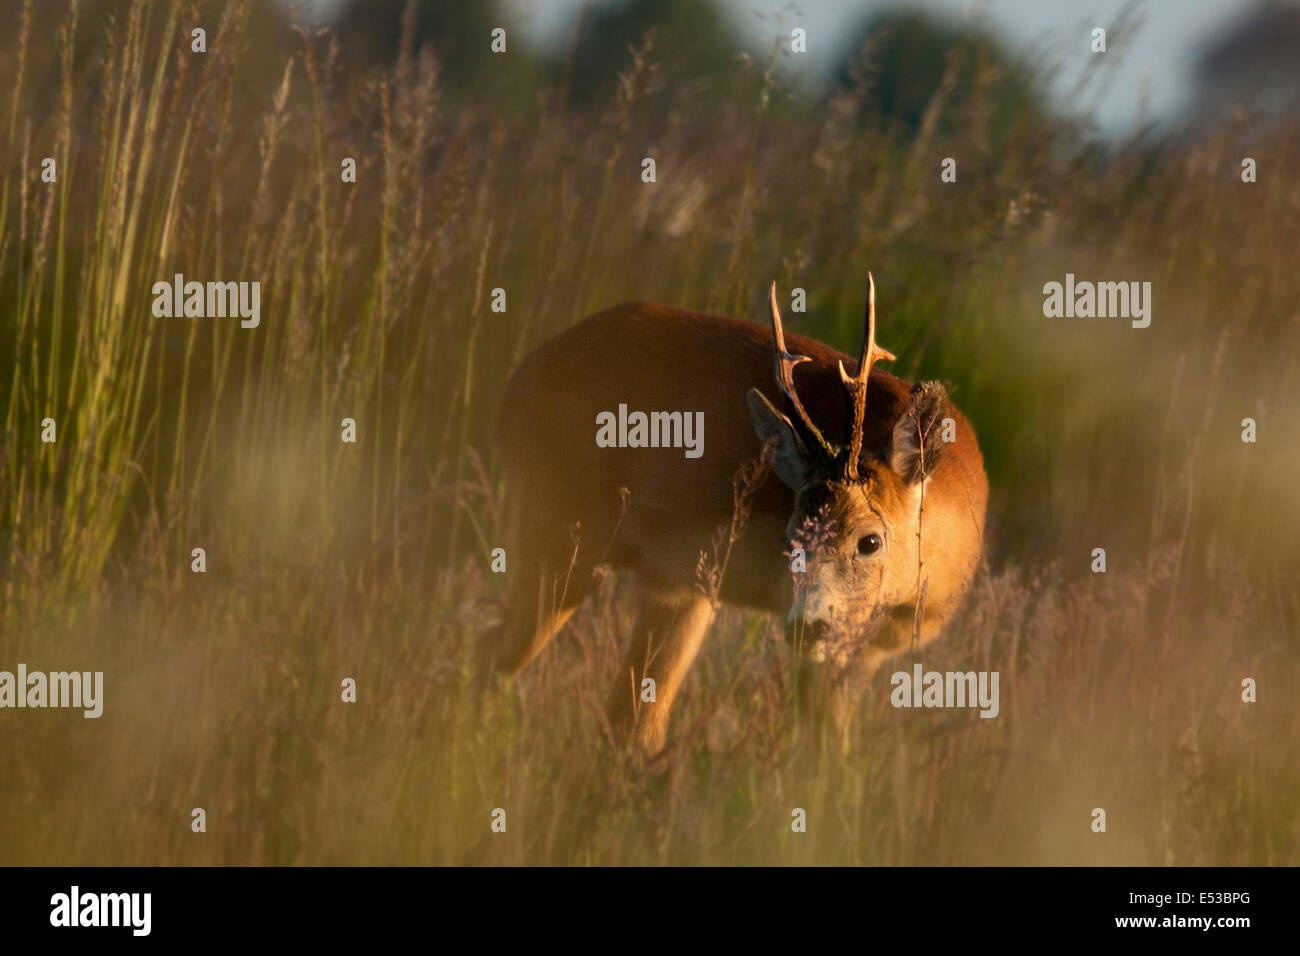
1 0 1296 864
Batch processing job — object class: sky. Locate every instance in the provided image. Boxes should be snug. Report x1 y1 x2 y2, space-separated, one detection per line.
509 0 1254 134
303 0 1259 135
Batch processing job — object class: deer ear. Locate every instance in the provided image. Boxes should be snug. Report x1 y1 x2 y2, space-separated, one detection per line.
889 381 950 485
746 388 807 489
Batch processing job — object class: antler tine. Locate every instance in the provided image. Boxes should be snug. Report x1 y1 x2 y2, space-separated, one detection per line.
768 282 833 458
837 272 896 478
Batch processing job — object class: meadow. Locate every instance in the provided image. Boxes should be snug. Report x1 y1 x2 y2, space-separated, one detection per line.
1 0 1296 864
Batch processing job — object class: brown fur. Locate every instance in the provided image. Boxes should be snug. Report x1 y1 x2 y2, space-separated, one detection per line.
484 301 988 752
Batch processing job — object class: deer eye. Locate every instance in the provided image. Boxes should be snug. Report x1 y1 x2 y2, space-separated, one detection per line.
857 533 882 555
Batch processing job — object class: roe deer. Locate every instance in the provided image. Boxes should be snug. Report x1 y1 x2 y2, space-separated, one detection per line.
484 276 987 753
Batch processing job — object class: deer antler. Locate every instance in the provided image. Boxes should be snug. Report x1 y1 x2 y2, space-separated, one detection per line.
768 282 834 459
838 272 896 479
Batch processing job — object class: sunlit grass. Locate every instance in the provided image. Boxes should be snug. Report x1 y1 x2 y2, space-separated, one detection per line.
1 0 1296 864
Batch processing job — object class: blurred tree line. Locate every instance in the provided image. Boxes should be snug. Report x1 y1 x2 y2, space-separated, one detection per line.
0 0 1047 158
327 0 1043 134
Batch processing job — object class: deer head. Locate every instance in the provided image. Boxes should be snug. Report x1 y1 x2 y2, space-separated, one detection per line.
746 275 952 656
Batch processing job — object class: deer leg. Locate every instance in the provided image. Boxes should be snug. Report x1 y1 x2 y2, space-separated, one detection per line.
486 570 586 680
606 592 715 754
798 611 948 752
479 517 594 686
